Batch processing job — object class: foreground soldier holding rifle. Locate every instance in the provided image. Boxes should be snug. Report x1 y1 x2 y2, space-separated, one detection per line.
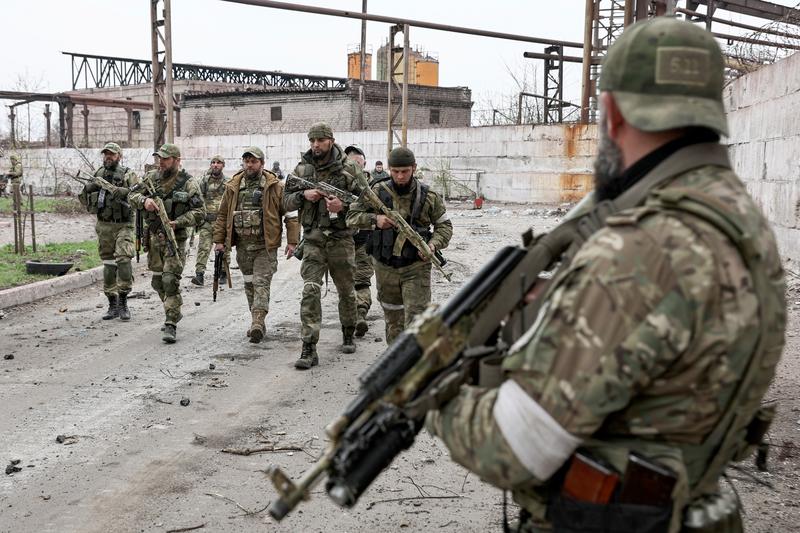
129 143 205 344
267 19 785 533
75 142 138 321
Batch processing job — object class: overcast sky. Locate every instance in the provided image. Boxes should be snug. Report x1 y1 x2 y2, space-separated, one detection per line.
2 0 798 137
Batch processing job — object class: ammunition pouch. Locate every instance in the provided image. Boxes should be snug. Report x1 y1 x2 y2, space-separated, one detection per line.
205 213 218 222
233 209 263 238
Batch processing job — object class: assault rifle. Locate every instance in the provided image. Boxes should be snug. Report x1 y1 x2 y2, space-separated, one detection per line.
286 173 451 281
135 210 143 263
265 194 596 521
286 173 357 206
212 250 232 302
357 179 451 282
139 174 180 258
71 170 131 209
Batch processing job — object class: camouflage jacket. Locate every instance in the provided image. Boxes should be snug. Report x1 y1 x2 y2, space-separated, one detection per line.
199 170 229 217
81 164 139 224
427 143 786 532
129 169 205 238
283 143 365 238
346 176 453 253
8 160 23 183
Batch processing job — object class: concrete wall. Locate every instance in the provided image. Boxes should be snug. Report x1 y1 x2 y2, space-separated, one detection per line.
723 51 800 261
11 123 596 204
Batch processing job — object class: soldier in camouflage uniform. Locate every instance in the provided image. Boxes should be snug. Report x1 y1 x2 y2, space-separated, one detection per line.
213 147 300 343
283 122 366 369
347 147 453 344
78 142 139 321
7 153 23 187
426 19 785 533
191 155 230 286
129 143 205 343
344 145 375 337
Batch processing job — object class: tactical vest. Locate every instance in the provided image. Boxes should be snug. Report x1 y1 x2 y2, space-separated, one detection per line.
232 174 265 241
201 172 227 220
144 170 193 229
85 165 133 223
294 161 351 232
370 179 431 267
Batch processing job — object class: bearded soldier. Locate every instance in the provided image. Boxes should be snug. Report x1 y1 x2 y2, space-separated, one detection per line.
78 142 139 321
347 146 452 344
213 147 299 343
191 155 230 286
129 143 205 344
426 19 785 533
283 122 365 369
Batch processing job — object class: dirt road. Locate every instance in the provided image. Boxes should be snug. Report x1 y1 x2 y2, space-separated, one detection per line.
1 205 798 532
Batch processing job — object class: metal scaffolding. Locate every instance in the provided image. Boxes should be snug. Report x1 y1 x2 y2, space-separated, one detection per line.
386 25 410 162
150 0 175 150
64 52 348 91
543 45 566 124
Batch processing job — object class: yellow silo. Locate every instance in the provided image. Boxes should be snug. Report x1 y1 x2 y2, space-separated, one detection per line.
415 57 439 87
347 46 372 80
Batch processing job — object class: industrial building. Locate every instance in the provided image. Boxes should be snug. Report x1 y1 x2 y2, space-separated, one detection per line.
38 50 470 148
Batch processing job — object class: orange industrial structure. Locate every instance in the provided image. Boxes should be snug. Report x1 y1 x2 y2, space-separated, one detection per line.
376 44 439 87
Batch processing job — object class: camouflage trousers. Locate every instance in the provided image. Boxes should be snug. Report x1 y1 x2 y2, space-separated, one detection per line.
374 260 431 344
236 244 278 313
148 230 188 326
354 243 374 316
194 221 229 274
96 220 135 296
300 231 357 344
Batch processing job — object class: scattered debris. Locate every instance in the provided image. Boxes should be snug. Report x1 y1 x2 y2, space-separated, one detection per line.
180 397 190 407
165 524 205 533
365 495 463 510
204 492 270 517
194 302 200 306
5 460 22 475
128 290 150 299
55 434 79 445
208 363 216 370
58 307 68 313
221 444 308 457
4 354 14 360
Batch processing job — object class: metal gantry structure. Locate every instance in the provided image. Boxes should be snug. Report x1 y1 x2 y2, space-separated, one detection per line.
150 0 175 151
386 25 411 161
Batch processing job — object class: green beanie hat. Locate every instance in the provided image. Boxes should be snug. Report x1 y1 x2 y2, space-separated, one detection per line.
388 147 416 167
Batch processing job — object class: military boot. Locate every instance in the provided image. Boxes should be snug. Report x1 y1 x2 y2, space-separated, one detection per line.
117 292 131 321
355 309 368 338
190 271 204 286
341 326 356 354
294 342 318 370
249 309 267 344
162 324 177 344
102 294 119 320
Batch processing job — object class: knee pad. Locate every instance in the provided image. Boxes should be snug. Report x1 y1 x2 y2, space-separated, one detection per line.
162 272 180 296
103 263 118 287
116 259 133 283
302 281 322 299
151 273 164 293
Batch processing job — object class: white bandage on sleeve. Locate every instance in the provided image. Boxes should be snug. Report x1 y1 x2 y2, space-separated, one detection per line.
493 379 581 480
435 213 450 224
285 210 299 219
103 260 117 266
242 274 254 282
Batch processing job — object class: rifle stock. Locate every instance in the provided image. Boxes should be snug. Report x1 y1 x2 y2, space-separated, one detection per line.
140 174 180 259
267 194 597 520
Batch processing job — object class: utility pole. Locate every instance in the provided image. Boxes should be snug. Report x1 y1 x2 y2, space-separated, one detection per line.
386 24 410 161
150 0 175 151
358 0 367 130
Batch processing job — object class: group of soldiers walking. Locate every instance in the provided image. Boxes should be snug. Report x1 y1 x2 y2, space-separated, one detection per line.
76 122 451 367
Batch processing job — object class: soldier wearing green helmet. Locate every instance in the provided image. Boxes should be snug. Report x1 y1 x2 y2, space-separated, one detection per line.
427 18 785 533
6 153 23 188
78 142 139 321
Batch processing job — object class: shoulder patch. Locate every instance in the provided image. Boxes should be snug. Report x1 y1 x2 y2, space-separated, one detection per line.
605 205 659 226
